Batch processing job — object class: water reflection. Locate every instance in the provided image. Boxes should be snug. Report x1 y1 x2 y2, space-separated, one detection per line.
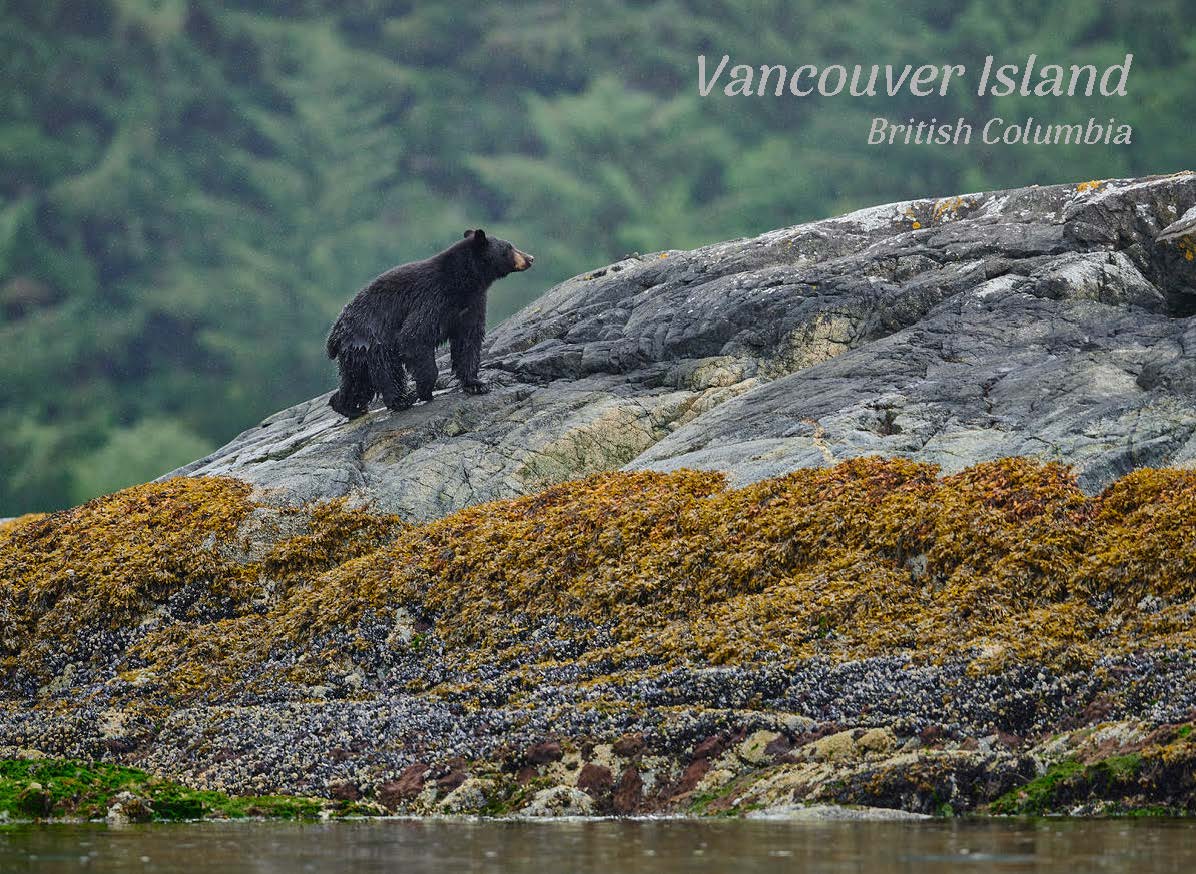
1 817 1192 873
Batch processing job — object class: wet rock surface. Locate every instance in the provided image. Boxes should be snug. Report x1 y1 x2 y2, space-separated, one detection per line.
171 172 1196 514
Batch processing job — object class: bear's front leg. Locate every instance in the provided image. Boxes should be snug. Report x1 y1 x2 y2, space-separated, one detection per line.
450 322 488 395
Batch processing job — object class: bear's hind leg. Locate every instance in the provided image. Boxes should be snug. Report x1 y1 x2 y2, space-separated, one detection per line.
366 346 410 411
384 347 414 411
404 348 439 403
330 350 372 419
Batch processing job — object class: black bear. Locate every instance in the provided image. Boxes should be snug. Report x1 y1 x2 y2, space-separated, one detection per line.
325 229 533 419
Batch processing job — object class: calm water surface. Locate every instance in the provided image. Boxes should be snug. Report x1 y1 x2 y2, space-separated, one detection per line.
1 818 1193 873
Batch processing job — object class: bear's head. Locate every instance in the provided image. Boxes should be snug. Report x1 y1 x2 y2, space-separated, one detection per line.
463 228 534 277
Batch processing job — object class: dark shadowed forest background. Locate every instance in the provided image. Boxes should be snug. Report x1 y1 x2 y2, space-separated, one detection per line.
2 0 1193 513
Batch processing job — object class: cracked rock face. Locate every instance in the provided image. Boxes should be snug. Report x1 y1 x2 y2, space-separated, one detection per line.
170 173 1196 516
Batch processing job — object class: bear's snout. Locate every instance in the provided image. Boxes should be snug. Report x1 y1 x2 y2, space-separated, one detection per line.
512 249 534 271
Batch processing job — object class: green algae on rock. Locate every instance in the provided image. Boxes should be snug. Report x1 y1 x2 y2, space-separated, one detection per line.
0 758 374 821
989 722 1196 816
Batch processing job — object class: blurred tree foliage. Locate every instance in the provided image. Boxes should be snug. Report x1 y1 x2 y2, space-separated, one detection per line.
1 0 1192 512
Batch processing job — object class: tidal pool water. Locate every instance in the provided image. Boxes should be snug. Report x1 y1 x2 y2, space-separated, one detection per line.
1 817 1193 873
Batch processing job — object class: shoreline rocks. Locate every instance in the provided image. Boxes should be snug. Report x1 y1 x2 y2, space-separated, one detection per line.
4 708 1194 819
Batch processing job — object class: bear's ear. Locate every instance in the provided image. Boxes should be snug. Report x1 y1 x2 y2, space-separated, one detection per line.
463 229 474 238
470 228 487 244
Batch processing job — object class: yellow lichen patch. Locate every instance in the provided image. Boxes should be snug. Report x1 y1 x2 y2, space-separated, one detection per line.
1177 236 1196 262
901 207 922 229
931 196 973 222
1076 180 1107 193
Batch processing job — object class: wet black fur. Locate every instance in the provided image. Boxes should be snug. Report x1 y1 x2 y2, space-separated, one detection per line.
325 230 532 419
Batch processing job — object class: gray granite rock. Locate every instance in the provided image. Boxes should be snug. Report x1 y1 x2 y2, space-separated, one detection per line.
168 172 1196 516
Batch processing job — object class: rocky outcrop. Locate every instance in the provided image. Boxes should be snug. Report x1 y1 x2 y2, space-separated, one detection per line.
5 174 1196 819
171 173 1196 515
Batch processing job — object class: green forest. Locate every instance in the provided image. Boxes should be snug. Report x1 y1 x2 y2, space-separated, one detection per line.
2 0 1193 514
